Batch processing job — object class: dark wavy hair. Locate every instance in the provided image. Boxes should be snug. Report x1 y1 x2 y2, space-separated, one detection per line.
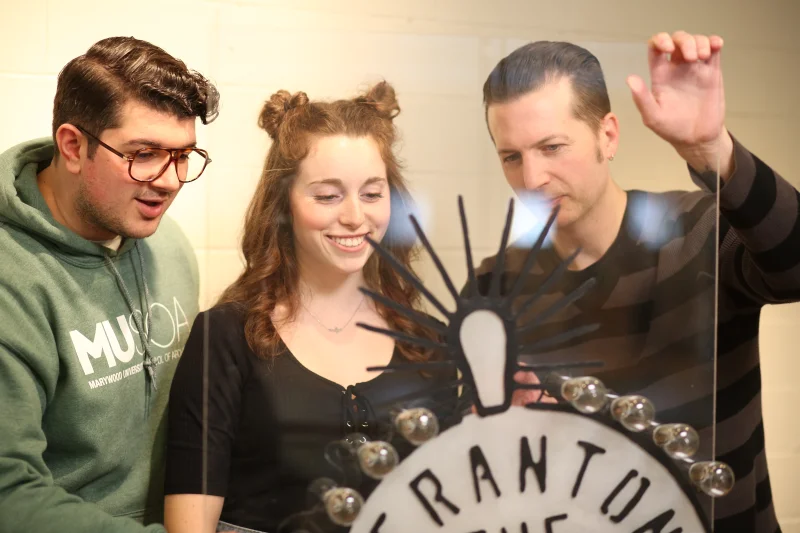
483 40 610 134
217 81 438 363
52 36 220 157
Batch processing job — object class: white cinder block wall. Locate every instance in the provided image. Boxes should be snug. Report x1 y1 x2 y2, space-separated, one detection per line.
1 0 798 529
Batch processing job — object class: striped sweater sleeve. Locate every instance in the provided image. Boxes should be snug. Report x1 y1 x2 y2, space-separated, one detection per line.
692 134 800 307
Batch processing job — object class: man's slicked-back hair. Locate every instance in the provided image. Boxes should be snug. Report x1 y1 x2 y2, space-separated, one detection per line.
483 41 611 133
52 36 220 156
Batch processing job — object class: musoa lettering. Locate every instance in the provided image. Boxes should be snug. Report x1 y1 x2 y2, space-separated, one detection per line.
69 297 191 386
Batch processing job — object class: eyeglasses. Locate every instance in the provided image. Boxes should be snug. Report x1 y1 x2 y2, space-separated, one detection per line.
75 125 212 183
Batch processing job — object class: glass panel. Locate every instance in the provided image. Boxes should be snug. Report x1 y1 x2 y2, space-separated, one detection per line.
190 30 726 533
10 7 797 533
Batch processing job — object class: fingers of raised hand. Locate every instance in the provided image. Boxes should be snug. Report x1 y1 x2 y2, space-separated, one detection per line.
649 31 724 63
648 32 675 54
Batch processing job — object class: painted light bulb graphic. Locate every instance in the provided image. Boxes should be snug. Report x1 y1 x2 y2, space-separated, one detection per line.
459 309 510 413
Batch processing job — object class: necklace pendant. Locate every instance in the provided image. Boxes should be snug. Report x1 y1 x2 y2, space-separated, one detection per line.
330 327 342 333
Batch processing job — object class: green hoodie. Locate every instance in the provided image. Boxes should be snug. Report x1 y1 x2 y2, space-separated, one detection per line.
0 139 199 532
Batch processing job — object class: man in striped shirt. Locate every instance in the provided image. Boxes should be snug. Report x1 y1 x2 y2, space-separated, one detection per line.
474 31 792 532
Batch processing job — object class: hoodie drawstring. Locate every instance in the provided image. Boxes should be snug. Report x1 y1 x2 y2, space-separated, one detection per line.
104 241 156 416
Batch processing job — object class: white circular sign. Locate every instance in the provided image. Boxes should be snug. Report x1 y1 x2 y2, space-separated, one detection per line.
351 405 707 532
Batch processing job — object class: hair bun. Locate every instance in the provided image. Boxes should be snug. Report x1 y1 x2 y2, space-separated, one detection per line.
355 81 400 120
258 90 309 138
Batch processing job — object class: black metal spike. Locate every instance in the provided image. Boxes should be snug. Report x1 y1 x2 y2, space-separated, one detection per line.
517 278 597 335
370 379 465 411
488 198 515 298
365 360 456 373
364 235 451 318
505 205 560 304
459 196 478 298
512 246 582 320
358 287 448 335
518 323 600 354
514 360 606 372
409 214 460 302
356 322 448 351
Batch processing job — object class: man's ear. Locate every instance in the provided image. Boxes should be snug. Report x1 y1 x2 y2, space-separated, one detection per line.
600 112 620 160
55 124 85 175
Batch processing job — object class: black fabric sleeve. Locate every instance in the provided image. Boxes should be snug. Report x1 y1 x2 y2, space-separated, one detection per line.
164 306 249 497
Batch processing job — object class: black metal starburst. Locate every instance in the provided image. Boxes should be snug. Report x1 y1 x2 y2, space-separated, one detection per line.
356 196 603 417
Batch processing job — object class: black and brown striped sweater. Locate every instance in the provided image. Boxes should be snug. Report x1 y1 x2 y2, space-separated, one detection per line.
473 136 794 533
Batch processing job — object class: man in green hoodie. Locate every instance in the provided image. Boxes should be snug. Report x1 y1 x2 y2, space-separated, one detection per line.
0 37 219 532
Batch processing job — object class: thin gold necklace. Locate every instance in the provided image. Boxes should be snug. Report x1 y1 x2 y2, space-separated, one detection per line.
301 295 365 334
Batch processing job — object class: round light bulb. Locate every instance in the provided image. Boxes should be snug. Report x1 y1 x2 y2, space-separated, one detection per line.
689 461 735 497
395 407 440 445
323 487 364 526
652 423 700 459
357 440 399 479
611 395 656 432
561 376 608 414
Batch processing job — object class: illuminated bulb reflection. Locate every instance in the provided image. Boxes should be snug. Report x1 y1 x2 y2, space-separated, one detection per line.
561 376 608 414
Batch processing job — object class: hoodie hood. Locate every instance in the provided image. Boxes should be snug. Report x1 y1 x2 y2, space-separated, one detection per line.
0 137 159 406
0 138 136 264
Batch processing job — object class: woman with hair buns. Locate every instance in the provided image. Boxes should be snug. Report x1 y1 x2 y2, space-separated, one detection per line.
161 81 459 533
